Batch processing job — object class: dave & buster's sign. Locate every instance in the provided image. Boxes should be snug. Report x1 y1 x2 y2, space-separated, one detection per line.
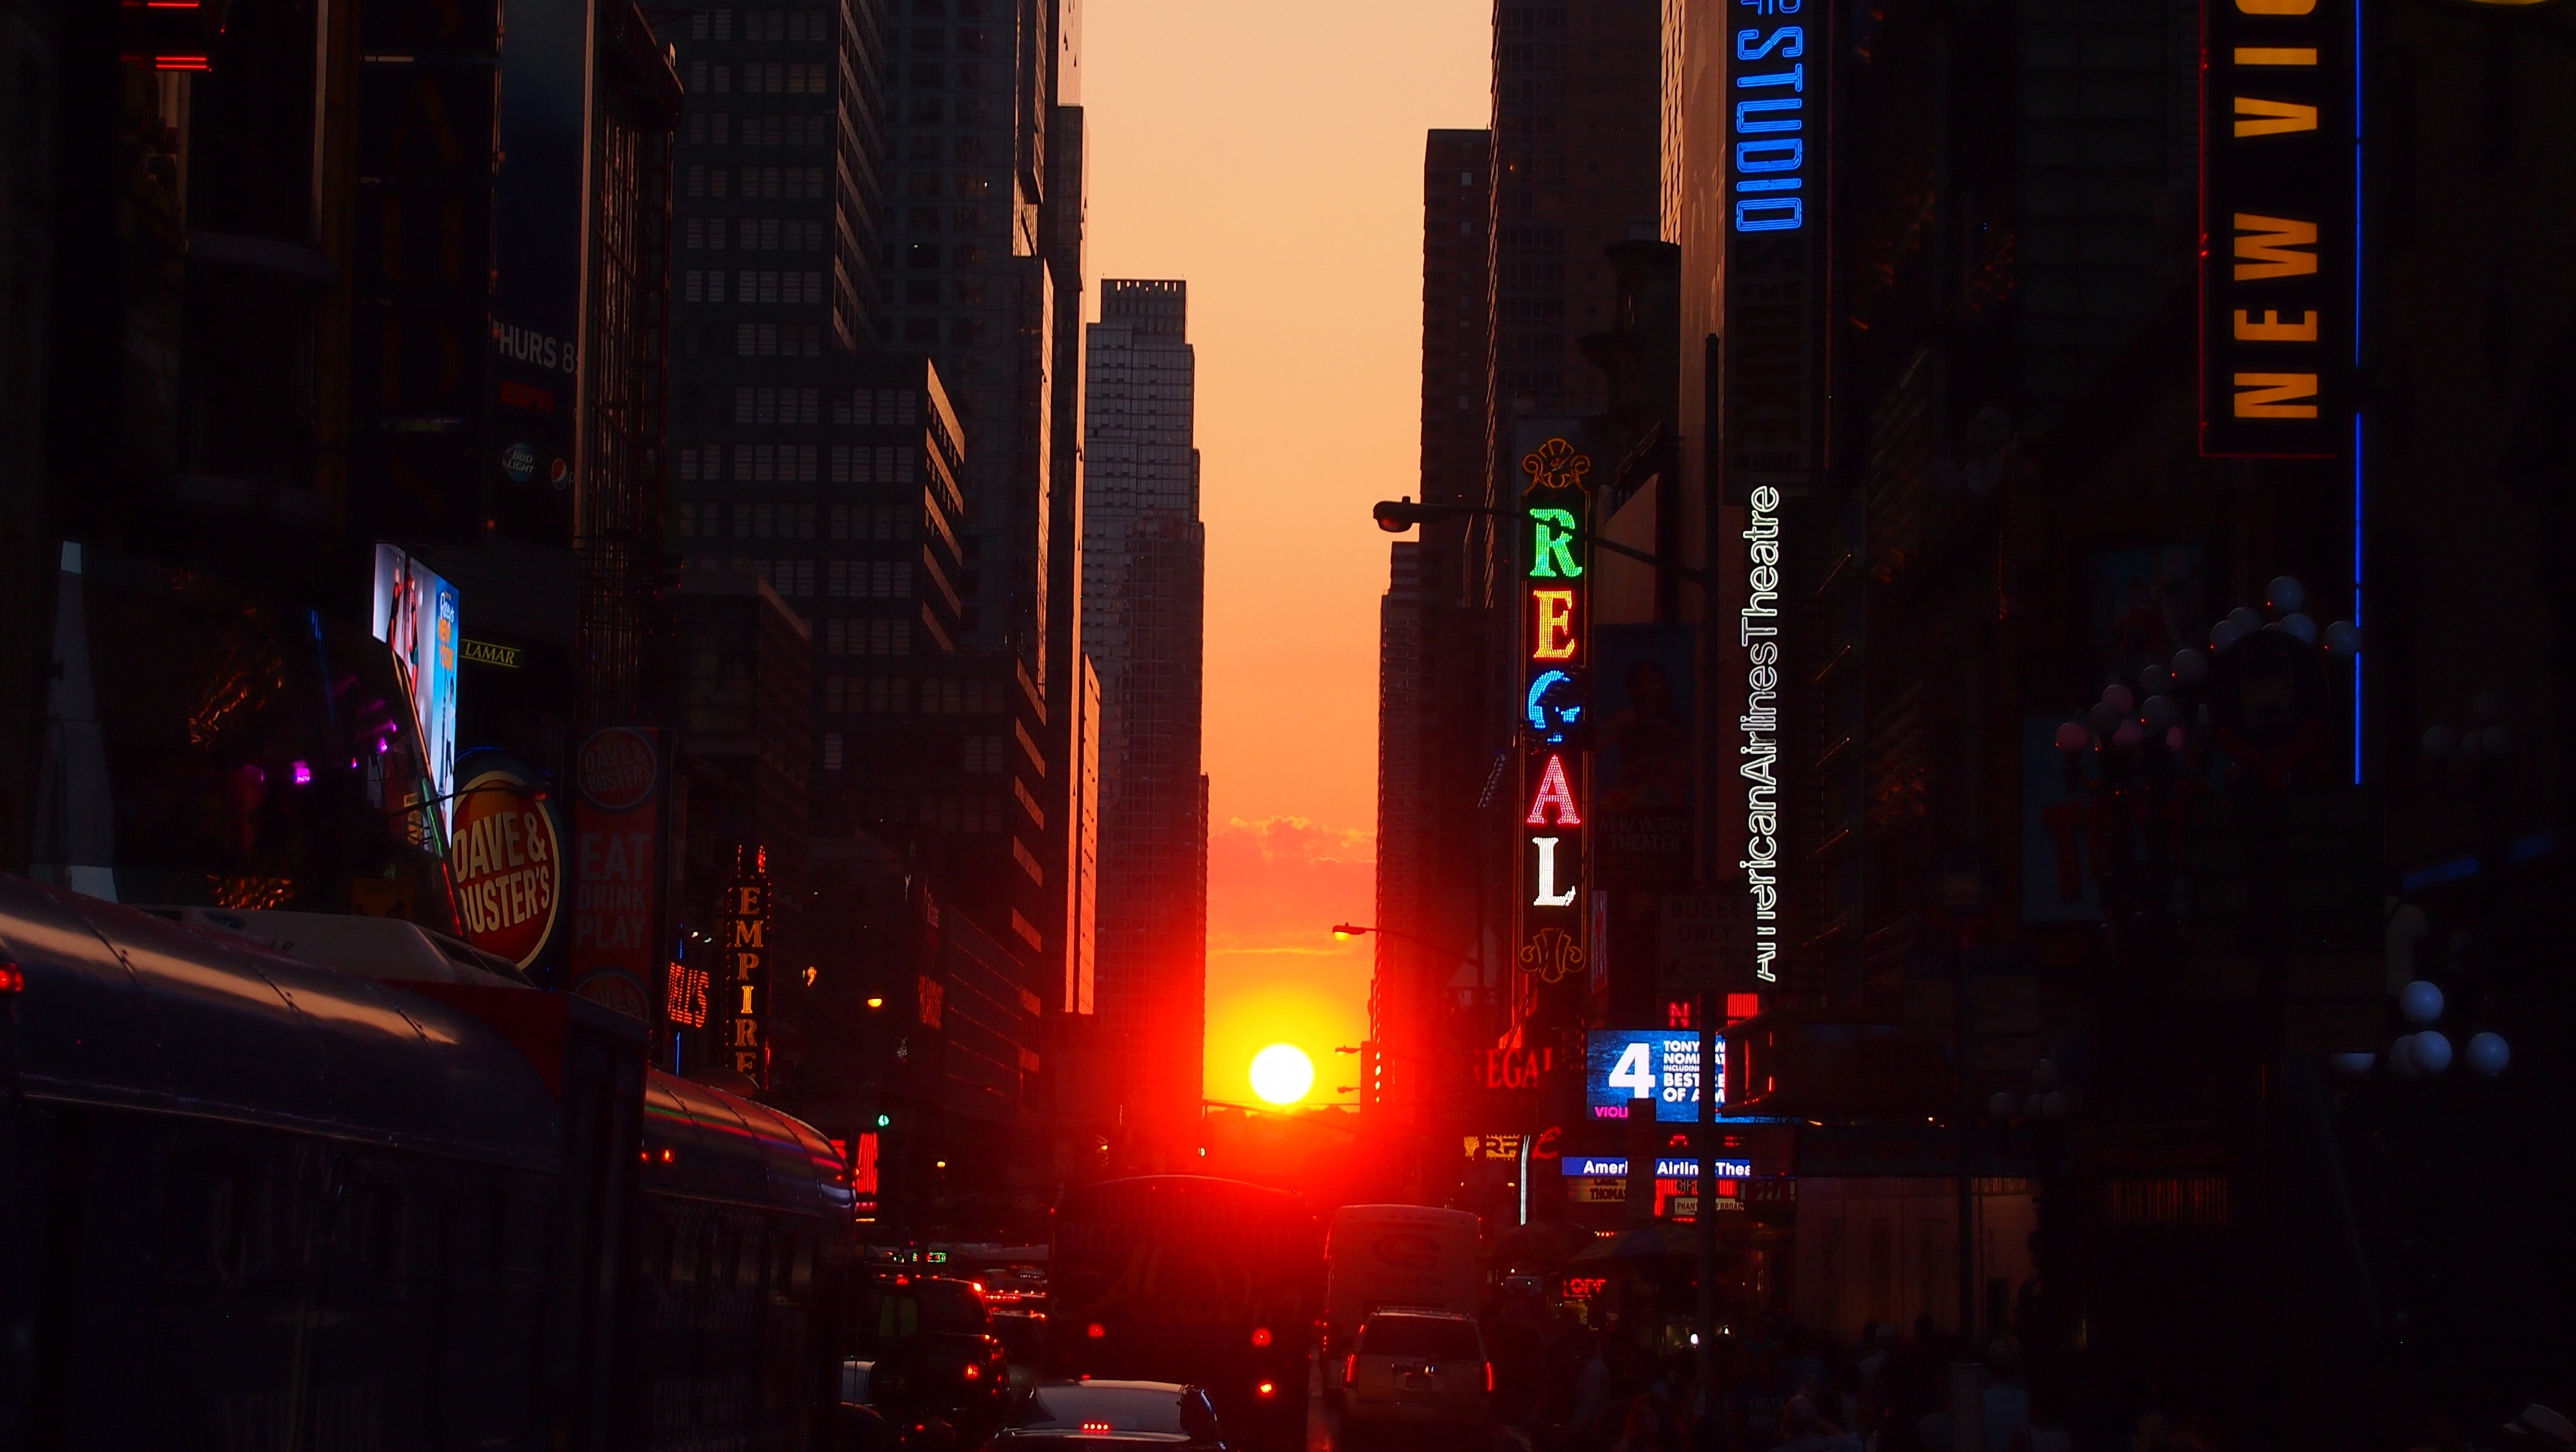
2201 0 2352 456
448 755 563 969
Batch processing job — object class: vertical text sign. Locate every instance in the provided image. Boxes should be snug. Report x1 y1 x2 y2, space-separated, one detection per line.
723 859 772 1087
2202 0 2352 456
1518 436 1593 988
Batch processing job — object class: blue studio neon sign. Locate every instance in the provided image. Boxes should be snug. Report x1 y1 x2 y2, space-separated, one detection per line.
1731 3 1807 233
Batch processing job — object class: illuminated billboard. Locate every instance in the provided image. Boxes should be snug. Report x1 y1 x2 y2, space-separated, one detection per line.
370 544 460 834
1584 1028 1726 1124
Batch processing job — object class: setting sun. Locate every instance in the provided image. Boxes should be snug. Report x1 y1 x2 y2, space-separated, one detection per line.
1248 1044 1316 1106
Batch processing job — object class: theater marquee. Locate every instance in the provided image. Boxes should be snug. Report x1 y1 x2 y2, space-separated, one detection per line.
1517 435 1593 989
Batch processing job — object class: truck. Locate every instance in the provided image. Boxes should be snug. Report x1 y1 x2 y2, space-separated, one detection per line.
1321 1205 1484 1361
1049 1177 1319 1451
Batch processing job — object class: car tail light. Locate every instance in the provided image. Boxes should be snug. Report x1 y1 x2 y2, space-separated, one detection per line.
1258 1382 1276 1398
1344 1354 1358 1386
1087 1322 1106 1340
964 1364 981 1380
1082 1423 1112 1435
1484 1362 1495 1393
0 963 22 993
1251 1326 1272 1348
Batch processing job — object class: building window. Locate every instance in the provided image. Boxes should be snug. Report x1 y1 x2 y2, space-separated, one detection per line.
822 734 844 771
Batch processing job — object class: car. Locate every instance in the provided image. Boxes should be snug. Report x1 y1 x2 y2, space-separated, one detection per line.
997 1380 1230 1451
853 1274 1014 1438
1338 1308 1491 1440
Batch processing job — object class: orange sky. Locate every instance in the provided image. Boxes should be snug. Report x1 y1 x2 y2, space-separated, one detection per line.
1080 0 1492 1104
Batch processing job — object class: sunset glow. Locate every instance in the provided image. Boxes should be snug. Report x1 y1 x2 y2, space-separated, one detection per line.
1083 0 1492 1100
1248 1044 1315 1106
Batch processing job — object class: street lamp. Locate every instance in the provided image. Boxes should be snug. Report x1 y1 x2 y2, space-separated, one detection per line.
1368 498 1709 584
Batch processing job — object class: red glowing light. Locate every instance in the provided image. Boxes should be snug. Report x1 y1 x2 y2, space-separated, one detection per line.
963 1364 981 1380
1250 1327 1271 1348
153 54 209 69
1344 1354 1358 1386
1080 1423 1112 1435
1484 1362 1495 1393
1523 753 1583 826
1085 1322 1106 1340
1257 1382 1276 1398
0 962 20 994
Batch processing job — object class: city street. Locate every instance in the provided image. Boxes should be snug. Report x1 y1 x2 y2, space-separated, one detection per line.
4 0 2576 1445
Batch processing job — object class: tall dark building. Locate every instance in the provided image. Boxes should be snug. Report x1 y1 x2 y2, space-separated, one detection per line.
877 0 1086 1024
1081 279 1204 1152
1369 130 1504 1194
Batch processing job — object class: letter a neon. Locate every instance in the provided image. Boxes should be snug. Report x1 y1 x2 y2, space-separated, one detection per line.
1525 754 1583 826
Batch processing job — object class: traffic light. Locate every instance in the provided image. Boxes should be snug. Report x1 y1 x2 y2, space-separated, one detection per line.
875 1113 892 1129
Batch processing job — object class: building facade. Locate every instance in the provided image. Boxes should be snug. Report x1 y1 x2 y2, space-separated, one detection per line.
1080 279 1206 1152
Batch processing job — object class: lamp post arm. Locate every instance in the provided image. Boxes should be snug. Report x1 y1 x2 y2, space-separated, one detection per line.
1373 501 1708 585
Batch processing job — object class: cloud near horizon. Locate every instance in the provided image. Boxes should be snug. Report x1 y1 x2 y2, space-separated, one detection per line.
1204 814 1376 1101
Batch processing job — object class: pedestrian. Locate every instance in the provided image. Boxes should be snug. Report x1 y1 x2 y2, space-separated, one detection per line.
1776 1394 1863 1452
1611 1397 1673 1452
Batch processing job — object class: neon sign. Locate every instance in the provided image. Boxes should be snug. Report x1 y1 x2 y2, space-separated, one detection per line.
1739 485 1782 984
2200 0 2351 456
722 851 772 1085
1517 435 1592 987
1728 10 1809 234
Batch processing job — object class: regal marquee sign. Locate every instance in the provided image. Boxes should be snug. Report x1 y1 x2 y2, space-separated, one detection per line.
1517 436 1592 987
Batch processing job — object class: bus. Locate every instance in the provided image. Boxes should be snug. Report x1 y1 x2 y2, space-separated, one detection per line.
1048 1177 1319 1450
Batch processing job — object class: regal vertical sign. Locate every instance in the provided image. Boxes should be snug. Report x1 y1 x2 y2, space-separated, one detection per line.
2201 0 2353 457
1517 435 1594 992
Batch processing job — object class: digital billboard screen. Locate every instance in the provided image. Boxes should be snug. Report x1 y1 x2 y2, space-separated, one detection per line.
1584 1028 1724 1124
371 544 459 833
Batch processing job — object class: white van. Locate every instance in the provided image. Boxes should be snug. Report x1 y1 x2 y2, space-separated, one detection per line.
1322 1206 1482 1364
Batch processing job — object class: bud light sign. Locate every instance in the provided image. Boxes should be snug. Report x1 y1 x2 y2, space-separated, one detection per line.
1586 1030 1725 1123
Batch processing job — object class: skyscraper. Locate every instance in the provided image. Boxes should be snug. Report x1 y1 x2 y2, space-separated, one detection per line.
1082 279 1206 1148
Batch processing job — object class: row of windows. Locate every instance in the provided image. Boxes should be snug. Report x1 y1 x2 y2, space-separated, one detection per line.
683 270 825 306
834 389 921 428
684 112 832 149
900 62 989 89
730 321 826 357
904 134 992 164
824 617 913 656
682 60 830 95
900 173 999 205
685 8 830 43
678 444 818 483
903 25 993 52
904 0 997 17
700 556 915 601
822 676 1006 716
902 207 991 238
685 165 827 201
903 97 988 125
677 500 924 544
684 216 827 253
736 386 819 426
